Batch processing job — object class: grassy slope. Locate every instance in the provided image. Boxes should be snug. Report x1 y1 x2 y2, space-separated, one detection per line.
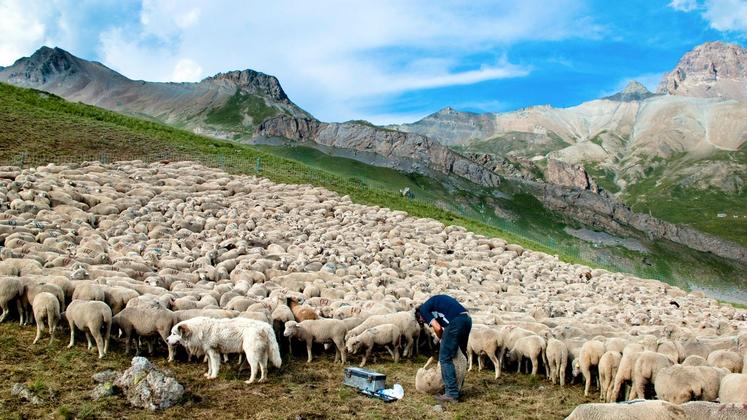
622 152 747 248
2 82 746 304
0 323 592 419
0 83 567 261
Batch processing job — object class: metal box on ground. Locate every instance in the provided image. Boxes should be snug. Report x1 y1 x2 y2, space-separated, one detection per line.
343 367 386 393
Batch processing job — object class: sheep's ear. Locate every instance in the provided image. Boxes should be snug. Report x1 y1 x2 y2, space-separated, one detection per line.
353 307 361 314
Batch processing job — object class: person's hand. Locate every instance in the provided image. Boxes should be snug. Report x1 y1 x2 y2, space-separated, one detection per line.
431 319 442 338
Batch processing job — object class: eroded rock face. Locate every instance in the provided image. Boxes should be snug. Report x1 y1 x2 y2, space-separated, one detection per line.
657 42 747 101
114 357 183 411
258 115 501 188
545 159 598 193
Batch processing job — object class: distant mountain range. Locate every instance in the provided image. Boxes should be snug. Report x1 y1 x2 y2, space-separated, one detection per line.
1 42 745 261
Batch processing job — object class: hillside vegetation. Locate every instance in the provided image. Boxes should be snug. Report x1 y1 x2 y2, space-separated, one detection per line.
1 82 745 304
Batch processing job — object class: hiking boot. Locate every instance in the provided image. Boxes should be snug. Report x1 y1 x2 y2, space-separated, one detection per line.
434 393 458 403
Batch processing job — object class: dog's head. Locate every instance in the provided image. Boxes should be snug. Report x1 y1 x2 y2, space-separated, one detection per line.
167 323 191 345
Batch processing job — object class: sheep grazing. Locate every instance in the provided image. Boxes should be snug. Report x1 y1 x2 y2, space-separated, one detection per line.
629 350 675 400
546 338 569 386
597 351 621 402
415 351 468 394
572 340 605 397
0 160 746 412
112 306 178 361
0 277 24 323
509 334 546 376
65 300 112 359
283 319 348 364
31 292 61 344
346 323 401 367
719 373 747 404
707 350 744 373
466 326 503 379
654 365 729 404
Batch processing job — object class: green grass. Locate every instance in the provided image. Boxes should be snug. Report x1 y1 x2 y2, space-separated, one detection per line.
584 163 620 194
622 153 747 248
204 89 280 130
1 82 746 303
0 322 593 419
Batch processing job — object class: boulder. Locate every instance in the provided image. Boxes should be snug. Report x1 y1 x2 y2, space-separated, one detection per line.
114 357 184 410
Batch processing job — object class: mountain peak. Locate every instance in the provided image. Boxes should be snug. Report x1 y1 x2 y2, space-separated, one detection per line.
605 80 654 102
5 46 80 84
657 41 747 101
202 69 289 102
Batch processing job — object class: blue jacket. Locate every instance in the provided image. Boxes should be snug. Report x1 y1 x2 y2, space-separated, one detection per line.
419 295 467 326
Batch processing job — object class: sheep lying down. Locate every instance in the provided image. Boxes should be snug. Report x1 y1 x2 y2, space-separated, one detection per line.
415 350 467 394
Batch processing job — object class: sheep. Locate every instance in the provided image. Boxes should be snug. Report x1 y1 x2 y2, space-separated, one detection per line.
103 286 139 314
566 400 747 420
597 351 621 402
72 283 106 302
283 319 348 364
608 348 642 402
345 323 401 367
682 355 708 366
344 311 419 358
32 292 60 344
24 282 65 325
509 334 546 376
415 351 468 395
65 300 112 358
546 338 569 386
112 306 178 361
629 350 675 400
707 350 743 373
654 364 729 404
287 296 318 322
0 277 24 323
572 340 605 397
466 326 503 379
719 373 747 404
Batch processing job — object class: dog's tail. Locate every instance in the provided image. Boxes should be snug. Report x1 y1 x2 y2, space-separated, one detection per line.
268 328 282 368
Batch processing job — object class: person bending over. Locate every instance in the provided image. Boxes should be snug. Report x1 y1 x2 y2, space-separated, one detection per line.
415 294 472 402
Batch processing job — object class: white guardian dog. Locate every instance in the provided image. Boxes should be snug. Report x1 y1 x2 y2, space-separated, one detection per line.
167 316 282 383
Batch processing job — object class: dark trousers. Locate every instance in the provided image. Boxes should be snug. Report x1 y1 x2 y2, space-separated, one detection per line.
439 314 472 398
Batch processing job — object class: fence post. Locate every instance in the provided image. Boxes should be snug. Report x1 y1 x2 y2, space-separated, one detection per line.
256 157 262 173
17 152 27 169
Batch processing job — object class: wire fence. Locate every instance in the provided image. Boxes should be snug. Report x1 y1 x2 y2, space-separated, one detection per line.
2 150 708 289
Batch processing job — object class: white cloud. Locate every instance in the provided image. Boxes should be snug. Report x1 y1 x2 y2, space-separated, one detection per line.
669 0 699 12
669 0 747 35
703 0 747 32
0 0 600 122
0 0 48 65
171 58 203 82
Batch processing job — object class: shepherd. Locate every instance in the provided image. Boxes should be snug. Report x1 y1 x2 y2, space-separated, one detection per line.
415 294 472 403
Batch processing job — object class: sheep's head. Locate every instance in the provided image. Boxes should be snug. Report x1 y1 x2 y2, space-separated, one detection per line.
571 359 581 377
283 321 298 337
346 336 361 354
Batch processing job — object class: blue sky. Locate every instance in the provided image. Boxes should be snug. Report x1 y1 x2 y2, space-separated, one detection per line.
1 0 746 124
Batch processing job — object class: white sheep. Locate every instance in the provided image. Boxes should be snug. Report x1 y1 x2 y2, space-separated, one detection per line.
546 338 569 386
629 350 675 400
415 351 468 395
654 364 729 404
65 299 112 358
719 373 747 404
283 319 348 364
345 323 401 367
466 326 503 379
0 277 24 323
32 291 61 344
509 334 546 376
707 349 743 373
597 351 621 402
573 340 606 397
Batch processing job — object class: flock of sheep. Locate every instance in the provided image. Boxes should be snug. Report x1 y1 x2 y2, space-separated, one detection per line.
1 160 746 417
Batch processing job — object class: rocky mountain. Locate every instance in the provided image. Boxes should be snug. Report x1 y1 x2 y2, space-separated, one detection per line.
0 46 310 138
256 116 501 187
657 41 747 101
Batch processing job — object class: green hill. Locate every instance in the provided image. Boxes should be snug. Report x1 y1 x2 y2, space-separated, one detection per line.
1 82 745 304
